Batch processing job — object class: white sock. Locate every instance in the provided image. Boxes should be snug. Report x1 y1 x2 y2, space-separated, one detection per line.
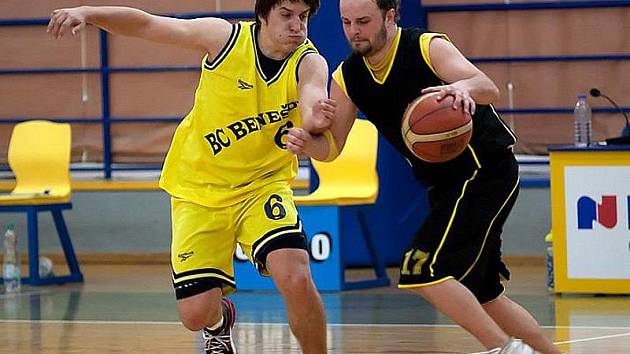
207 316 224 331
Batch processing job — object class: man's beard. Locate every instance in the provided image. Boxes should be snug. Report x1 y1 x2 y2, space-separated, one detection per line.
349 23 387 57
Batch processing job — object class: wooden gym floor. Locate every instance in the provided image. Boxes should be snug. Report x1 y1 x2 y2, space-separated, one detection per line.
1 262 629 353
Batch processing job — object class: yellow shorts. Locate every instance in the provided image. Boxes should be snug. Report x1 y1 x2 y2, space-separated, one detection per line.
170 181 306 299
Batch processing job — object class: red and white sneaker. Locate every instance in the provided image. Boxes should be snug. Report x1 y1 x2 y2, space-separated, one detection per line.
202 297 236 354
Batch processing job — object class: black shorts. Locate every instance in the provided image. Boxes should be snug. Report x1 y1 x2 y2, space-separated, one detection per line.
398 153 519 303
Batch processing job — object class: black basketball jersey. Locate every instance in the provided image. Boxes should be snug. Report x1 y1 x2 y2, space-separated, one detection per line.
337 27 517 185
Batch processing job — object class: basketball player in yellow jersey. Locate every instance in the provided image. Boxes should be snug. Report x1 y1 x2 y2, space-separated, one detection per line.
48 2 336 353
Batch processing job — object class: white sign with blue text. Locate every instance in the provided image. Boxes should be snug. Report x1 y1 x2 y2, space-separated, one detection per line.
564 166 630 279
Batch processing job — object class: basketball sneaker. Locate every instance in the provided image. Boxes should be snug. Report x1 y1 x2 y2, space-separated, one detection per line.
203 297 236 354
487 337 540 354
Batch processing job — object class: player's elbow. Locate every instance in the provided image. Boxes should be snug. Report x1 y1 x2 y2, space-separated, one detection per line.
303 118 330 135
475 80 499 105
480 73 500 103
488 83 500 102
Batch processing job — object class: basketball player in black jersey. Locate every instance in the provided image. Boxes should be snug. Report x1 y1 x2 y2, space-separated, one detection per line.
287 1 561 353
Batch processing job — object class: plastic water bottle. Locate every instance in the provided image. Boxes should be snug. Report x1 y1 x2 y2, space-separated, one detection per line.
545 231 554 291
2 223 21 293
574 95 592 147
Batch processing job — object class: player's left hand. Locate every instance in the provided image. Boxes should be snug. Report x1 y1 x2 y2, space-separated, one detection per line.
310 98 336 133
47 7 88 39
286 127 313 155
421 84 476 115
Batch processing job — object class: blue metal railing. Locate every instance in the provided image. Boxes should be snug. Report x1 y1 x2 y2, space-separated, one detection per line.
0 11 254 26
0 164 164 173
99 31 112 178
470 54 630 64
0 66 199 75
495 107 630 115
4 107 628 122
0 11 255 178
0 117 180 124
421 0 630 27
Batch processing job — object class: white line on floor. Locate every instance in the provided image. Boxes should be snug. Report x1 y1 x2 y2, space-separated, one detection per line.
554 331 630 345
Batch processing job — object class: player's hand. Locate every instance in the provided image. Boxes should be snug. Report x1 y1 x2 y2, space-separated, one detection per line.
421 84 476 115
310 98 336 133
47 7 88 39
286 127 314 155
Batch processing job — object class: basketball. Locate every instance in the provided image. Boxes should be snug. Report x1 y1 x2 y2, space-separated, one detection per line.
401 92 473 163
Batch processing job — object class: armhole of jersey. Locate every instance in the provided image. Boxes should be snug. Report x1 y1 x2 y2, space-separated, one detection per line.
204 23 241 71
419 32 450 79
294 48 319 83
332 63 350 99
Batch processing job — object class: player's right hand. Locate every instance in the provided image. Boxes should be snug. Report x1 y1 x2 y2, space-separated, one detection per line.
286 127 313 155
47 7 87 39
421 84 476 115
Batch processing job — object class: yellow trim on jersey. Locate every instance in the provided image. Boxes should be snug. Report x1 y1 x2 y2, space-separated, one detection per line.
294 47 319 82
252 219 304 261
419 32 450 78
173 272 236 287
483 288 507 304
459 177 520 281
428 169 478 277
398 276 454 289
252 25 316 85
332 64 350 99
363 27 402 84
467 145 482 169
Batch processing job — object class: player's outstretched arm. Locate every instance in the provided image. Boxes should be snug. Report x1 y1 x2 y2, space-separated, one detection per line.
287 80 357 162
47 6 231 54
297 53 335 135
421 37 499 115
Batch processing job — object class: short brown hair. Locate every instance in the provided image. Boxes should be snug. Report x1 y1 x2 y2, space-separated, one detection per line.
255 0 320 24
375 0 400 21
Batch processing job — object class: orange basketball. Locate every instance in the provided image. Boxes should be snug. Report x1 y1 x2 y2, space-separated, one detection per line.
401 92 472 163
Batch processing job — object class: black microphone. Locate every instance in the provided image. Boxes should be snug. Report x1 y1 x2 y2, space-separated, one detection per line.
589 88 630 144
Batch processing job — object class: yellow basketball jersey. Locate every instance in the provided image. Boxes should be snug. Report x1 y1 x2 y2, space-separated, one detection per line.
159 22 317 207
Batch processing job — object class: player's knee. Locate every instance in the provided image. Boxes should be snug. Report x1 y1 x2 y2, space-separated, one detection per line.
178 304 221 331
273 270 312 294
179 311 211 331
